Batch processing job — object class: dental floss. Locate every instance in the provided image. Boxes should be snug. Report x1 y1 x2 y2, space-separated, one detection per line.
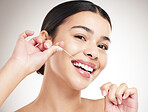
34 42 75 59
59 46 95 80
35 42 94 80
90 74 95 80
34 41 75 59
62 48 95 80
62 48 76 60
35 43 39 47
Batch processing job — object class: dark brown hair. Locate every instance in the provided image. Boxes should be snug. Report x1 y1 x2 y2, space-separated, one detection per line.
37 0 112 75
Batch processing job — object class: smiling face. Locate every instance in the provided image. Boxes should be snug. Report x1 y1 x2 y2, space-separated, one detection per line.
47 11 111 90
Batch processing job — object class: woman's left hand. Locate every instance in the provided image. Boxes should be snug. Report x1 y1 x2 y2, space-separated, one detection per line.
100 82 138 112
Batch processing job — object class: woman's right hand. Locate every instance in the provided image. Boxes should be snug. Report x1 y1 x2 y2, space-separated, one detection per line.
11 30 63 76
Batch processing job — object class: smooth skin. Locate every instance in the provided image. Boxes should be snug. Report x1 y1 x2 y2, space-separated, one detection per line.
0 31 63 106
0 11 138 112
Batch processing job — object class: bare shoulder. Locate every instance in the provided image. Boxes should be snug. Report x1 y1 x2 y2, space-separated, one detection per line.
15 107 26 112
15 106 30 112
81 98 105 112
15 98 105 112
15 102 36 112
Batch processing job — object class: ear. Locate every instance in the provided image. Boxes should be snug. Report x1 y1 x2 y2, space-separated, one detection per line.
39 30 52 41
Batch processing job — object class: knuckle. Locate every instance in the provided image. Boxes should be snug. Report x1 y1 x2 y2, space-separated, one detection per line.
25 30 31 33
107 82 112 84
110 84 117 89
19 32 24 36
125 88 130 93
23 30 28 35
100 82 112 91
120 83 127 87
100 84 107 90
101 85 107 90
19 31 26 37
133 87 138 93
24 30 28 32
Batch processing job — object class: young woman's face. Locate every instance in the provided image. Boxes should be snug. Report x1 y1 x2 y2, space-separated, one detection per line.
48 11 111 90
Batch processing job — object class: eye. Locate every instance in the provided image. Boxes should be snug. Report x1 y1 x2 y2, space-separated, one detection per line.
98 44 108 50
74 35 86 41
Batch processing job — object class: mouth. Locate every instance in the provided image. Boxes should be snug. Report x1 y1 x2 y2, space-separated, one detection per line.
71 59 97 78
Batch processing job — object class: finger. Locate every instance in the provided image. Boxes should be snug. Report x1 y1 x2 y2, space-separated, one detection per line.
36 40 52 51
100 82 112 96
115 83 128 104
43 46 63 61
44 40 52 49
55 41 64 47
37 44 45 51
123 88 138 100
29 36 43 46
108 84 118 105
19 30 34 39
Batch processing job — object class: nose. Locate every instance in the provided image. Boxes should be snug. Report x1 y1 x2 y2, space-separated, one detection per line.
83 48 99 60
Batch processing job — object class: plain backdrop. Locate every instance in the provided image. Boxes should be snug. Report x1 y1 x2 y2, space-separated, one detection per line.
0 0 148 112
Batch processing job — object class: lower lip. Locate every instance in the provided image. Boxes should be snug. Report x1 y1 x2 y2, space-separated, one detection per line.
74 66 91 78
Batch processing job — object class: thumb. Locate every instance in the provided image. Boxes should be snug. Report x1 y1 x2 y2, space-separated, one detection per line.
28 45 63 73
43 45 63 60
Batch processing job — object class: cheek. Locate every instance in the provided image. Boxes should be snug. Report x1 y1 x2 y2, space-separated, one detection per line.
49 51 69 78
94 53 107 78
64 41 84 56
100 53 108 69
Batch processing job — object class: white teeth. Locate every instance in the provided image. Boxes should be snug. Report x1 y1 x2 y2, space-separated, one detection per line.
82 64 85 68
76 63 78 66
88 67 93 72
73 62 94 73
78 63 81 67
84 65 88 71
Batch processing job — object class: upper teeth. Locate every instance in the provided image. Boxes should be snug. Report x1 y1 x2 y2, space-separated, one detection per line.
73 62 94 72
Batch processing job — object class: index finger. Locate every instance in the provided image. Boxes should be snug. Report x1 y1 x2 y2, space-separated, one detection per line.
100 82 112 96
19 30 34 39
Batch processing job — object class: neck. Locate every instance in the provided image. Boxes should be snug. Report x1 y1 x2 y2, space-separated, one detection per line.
34 65 82 112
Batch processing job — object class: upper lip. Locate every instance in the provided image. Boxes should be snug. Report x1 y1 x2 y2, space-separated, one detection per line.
71 59 97 70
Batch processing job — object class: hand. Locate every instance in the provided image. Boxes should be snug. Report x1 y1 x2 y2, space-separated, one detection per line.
11 30 63 76
100 82 138 112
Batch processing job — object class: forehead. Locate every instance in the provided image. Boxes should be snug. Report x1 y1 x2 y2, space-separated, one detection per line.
63 11 111 36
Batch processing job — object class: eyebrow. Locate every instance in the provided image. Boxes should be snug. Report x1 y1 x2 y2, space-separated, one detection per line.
71 25 94 34
71 25 111 43
101 36 111 43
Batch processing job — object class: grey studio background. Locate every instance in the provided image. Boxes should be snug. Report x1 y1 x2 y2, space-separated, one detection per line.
0 0 148 112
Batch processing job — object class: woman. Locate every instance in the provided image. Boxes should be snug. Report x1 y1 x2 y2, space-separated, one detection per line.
0 0 138 112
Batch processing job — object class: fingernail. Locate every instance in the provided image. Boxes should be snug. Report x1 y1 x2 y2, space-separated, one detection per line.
102 90 107 96
117 98 121 104
59 41 64 46
123 94 126 99
56 41 64 46
113 101 117 105
44 43 50 48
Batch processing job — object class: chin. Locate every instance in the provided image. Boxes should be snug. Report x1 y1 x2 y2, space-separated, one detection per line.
67 76 92 91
